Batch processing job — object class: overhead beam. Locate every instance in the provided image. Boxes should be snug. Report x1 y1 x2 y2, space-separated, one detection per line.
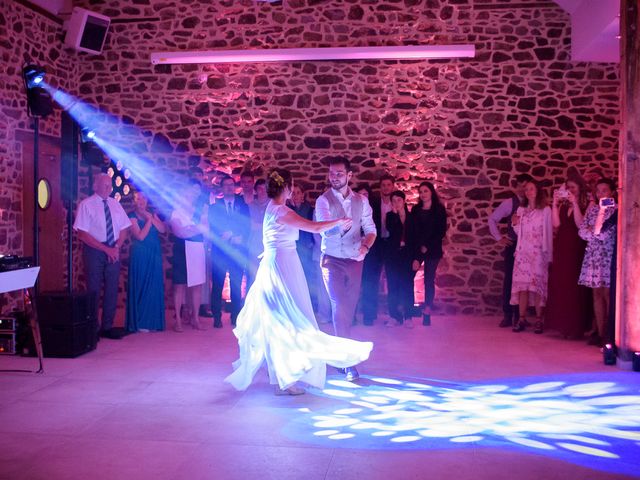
616 0 640 362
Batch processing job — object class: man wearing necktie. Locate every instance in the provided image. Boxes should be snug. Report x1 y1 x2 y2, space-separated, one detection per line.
208 174 250 328
73 174 131 339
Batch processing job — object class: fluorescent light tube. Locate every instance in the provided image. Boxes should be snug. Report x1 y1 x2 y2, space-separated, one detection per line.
150 45 475 65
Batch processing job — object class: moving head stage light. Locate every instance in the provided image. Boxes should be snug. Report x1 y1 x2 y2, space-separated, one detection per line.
22 64 53 118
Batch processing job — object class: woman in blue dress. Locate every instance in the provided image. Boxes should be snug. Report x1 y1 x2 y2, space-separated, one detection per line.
126 191 166 332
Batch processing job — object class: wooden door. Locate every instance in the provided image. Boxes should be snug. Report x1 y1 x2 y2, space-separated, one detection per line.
19 129 66 292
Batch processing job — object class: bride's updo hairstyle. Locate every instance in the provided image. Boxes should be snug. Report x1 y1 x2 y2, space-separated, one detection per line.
267 168 293 199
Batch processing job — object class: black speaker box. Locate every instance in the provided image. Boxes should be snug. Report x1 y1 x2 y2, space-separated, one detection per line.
26 87 53 118
36 292 97 358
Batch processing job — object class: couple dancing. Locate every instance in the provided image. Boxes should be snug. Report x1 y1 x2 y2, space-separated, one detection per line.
225 157 375 395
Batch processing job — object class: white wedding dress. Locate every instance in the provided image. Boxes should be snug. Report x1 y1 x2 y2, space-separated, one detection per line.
225 201 373 390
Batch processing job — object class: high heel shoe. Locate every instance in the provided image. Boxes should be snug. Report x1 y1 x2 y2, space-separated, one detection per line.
190 314 206 330
512 317 526 332
191 320 206 330
185 308 206 330
173 316 184 332
534 318 544 334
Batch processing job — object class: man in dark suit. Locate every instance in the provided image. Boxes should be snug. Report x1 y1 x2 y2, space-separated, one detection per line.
360 174 395 325
209 174 250 328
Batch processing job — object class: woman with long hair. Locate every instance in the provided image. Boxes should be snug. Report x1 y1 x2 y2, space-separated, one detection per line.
386 190 416 328
125 191 166 332
546 168 591 338
578 177 617 346
511 180 553 333
225 169 372 395
409 181 447 326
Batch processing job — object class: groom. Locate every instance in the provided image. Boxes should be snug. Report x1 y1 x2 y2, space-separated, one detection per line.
315 157 377 381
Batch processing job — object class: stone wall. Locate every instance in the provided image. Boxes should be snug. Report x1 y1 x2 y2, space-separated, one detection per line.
0 1 78 311
1 0 620 316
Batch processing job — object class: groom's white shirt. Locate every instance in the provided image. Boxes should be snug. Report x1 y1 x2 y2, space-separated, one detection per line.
315 188 376 262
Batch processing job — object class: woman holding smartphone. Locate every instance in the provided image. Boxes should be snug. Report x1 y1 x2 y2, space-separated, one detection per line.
546 168 591 338
578 177 617 346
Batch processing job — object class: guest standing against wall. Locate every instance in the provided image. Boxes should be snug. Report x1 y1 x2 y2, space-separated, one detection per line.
386 190 416 328
510 181 553 334
360 175 395 326
246 178 269 290
190 166 214 319
578 178 617 346
288 184 317 311
239 170 255 206
488 173 533 328
170 179 208 332
209 175 250 328
125 191 166 333
73 173 131 339
546 169 591 339
410 181 447 326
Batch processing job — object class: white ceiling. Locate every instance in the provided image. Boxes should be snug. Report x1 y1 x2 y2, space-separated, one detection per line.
554 0 620 62
553 0 584 14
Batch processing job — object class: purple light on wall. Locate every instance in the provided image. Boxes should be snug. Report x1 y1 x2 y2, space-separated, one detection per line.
150 45 476 65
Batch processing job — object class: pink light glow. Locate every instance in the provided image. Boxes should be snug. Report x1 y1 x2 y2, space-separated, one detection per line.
150 45 476 65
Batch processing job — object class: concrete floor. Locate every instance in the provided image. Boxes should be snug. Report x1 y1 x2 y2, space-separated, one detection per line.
1 313 639 480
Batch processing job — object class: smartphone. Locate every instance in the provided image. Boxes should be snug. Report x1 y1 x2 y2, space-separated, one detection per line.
556 184 569 199
599 197 615 208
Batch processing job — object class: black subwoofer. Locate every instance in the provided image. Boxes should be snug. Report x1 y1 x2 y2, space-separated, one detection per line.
36 292 98 358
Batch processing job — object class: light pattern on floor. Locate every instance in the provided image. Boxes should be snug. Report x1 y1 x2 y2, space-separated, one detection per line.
284 373 640 476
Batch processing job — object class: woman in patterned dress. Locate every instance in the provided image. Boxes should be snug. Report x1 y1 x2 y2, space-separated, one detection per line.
510 181 553 334
578 178 617 346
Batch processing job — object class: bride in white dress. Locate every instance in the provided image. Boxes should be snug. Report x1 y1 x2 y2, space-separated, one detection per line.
225 169 373 395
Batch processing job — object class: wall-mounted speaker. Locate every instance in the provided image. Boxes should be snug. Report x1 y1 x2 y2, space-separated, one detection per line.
64 7 110 55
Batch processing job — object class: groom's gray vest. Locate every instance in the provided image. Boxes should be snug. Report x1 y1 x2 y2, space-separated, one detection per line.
319 189 364 260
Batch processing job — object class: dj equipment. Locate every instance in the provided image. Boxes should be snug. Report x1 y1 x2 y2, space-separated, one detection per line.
0 255 34 272
0 317 16 354
0 259 43 372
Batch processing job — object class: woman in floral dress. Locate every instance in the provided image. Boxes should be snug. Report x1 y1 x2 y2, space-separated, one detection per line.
578 178 617 346
511 181 553 334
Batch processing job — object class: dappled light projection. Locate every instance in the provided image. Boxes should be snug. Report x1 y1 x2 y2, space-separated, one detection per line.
285 373 640 476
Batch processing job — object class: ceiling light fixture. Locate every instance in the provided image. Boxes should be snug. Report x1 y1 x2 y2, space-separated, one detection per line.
150 45 475 65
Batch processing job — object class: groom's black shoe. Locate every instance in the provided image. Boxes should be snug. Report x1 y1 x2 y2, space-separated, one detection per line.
213 317 223 329
345 367 359 382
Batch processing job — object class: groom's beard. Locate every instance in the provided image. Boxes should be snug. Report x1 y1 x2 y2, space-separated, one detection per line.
330 179 347 190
